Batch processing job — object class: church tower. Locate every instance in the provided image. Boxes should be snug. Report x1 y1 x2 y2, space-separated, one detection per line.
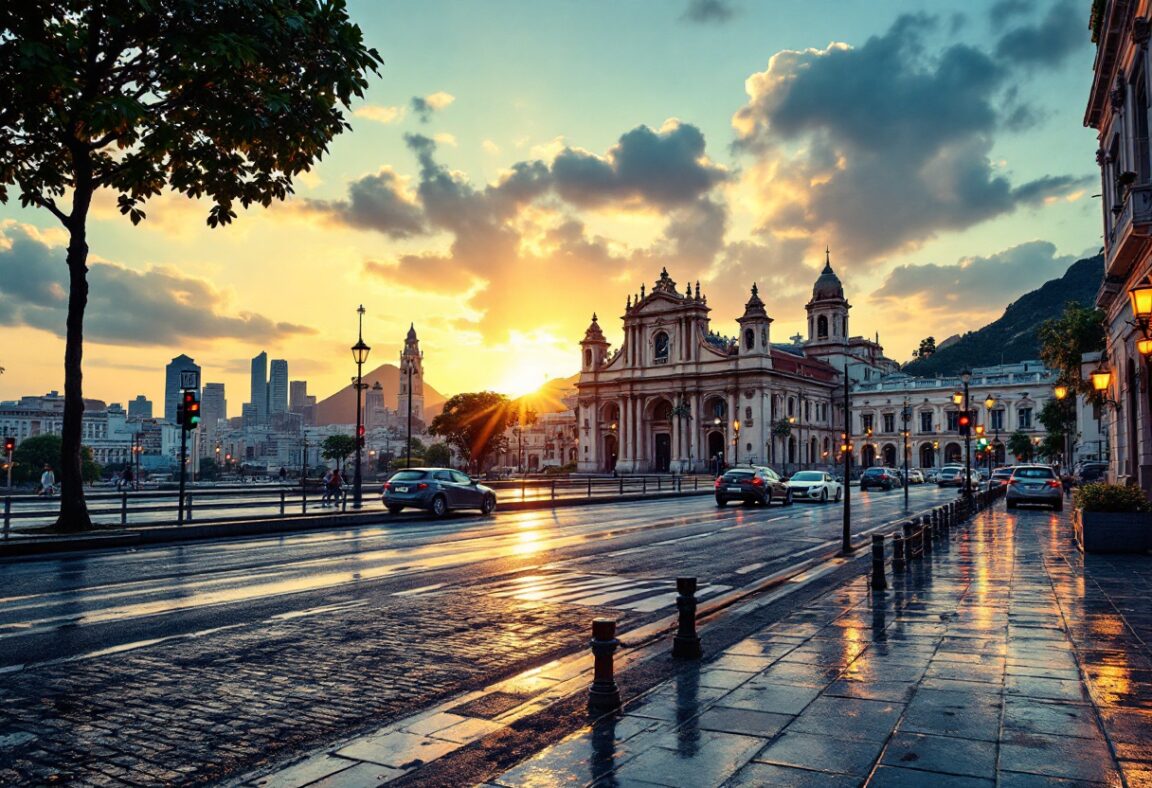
805 249 850 348
736 283 773 357
580 314 611 372
398 323 424 423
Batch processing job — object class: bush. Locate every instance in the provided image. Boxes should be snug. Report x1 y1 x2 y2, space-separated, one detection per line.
1074 482 1152 513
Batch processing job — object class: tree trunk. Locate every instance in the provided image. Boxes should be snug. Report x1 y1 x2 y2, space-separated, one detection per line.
54 205 94 532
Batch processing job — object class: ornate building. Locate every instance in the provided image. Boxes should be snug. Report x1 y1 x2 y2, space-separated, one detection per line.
398 323 425 424
575 260 896 474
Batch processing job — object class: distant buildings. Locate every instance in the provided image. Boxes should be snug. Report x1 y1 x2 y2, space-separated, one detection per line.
249 352 268 425
127 395 152 419
163 354 199 422
269 359 288 416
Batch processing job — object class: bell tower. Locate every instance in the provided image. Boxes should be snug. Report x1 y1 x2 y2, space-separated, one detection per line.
580 314 610 371
805 248 850 348
736 283 773 357
398 323 424 422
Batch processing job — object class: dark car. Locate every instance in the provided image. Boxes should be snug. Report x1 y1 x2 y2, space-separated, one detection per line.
859 467 901 491
989 467 1015 489
382 467 497 517
715 466 792 507
1076 462 1108 485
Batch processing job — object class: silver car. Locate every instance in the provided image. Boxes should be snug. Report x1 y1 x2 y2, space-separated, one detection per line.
382 467 497 517
1005 465 1063 511
786 471 843 503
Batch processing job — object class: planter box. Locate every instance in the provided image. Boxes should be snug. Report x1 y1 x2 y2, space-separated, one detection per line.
1073 508 1152 553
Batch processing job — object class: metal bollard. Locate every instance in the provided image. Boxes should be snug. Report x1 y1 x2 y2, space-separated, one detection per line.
642 477 647 495
892 532 906 574
589 618 622 710
280 490 286 516
871 534 888 591
920 516 932 556
187 494 193 522
672 577 702 658
121 491 128 526
588 477 593 499
619 477 625 495
657 477 662 493
551 479 557 501
902 521 916 563
2 497 9 540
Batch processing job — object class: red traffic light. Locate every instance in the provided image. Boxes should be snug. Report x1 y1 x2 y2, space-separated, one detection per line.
3 436 14 454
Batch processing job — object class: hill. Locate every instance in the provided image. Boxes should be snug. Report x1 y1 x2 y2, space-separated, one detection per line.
902 254 1103 376
314 363 447 425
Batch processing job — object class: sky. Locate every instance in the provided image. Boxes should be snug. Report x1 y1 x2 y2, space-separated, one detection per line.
0 0 1102 410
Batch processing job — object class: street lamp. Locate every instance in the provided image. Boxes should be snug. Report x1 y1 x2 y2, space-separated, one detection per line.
713 417 722 474
960 369 972 503
1053 384 1072 471
901 398 910 511
732 419 741 465
403 356 415 468
351 304 371 510
984 394 999 476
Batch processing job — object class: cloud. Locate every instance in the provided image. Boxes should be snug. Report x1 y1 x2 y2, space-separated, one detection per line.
988 0 1033 26
303 167 426 238
354 104 405 125
410 91 455 123
681 0 736 24
994 0 1086 67
871 240 1077 313
433 132 458 147
482 139 501 155
0 226 314 346
730 14 1087 260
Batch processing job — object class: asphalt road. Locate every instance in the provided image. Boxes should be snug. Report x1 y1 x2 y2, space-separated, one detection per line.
0 483 960 785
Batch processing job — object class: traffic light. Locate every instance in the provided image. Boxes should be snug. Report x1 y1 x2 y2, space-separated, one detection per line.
974 424 985 437
3 436 14 455
357 424 366 448
181 391 201 430
957 411 971 436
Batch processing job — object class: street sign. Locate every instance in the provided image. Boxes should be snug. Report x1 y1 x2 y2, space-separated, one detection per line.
180 369 200 390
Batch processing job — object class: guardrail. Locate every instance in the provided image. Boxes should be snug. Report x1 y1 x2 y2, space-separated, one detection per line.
1 475 712 537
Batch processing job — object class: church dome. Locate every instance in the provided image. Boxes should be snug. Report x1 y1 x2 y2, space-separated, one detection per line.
812 251 844 301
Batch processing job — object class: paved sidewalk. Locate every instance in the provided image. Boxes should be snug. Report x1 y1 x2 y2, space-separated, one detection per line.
490 504 1152 787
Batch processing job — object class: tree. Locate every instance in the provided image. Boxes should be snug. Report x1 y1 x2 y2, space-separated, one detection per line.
12 434 99 484
1007 430 1035 462
914 336 936 359
430 392 517 471
0 3 381 531
198 457 221 482
321 435 356 469
1037 302 1106 397
425 442 452 467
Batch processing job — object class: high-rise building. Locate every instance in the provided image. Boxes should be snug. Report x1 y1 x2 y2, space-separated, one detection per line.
164 354 199 422
269 359 288 415
289 380 308 412
201 383 227 428
127 395 153 419
250 351 268 425
398 324 425 424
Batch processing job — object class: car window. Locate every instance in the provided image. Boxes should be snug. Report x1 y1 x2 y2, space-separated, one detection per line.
721 471 753 481
792 472 822 481
1014 467 1055 479
450 470 471 484
433 470 453 482
390 470 426 481
764 469 779 480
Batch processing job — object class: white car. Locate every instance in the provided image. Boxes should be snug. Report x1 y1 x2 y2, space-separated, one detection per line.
786 471 843 503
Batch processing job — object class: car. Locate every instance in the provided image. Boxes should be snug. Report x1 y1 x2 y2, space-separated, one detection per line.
859 467 902 491
989 466 1015 489
786 471 844 503
936 465 965 487
382 467 497 517
1075 462 1108 485
924 469 939 483
715 466 792 507
1006 464 1063 511
906 469 926 484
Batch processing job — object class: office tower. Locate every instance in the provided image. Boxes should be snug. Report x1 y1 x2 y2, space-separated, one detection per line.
250 351 268 425
201 383 227 428
289 380 308 412
269 359 288 415
127 395 153 419
164 354 199 422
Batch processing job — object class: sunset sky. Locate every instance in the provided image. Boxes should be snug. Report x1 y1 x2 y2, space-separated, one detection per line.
0 0 1100 410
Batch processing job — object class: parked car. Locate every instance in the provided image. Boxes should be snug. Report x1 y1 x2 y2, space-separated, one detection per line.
786 471 844 503
924 469 939 483
382 467 497 517
936 465 965 487
906 469 926 484
1006 465 1063 511
1075 462 1108 485
989 466 1015 489
715 466 792 507
859 467 902 491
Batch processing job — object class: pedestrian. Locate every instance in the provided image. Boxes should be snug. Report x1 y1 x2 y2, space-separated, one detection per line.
279 466 287 483
321 469 334 506
39 464 56 497
122 464 134 491
327 467 344 506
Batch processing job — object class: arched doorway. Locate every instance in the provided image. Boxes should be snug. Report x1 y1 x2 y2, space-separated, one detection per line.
944 442 962 464
647 398 673 473
919 443 935 468
707 431 725 474
862 445 876 467
882 444 897 467
603 434 618 472
654 433 671 472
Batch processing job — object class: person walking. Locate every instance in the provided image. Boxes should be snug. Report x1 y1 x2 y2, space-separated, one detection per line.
39 464 56 497
122 464 135 491
321 469 334 506
278 467 287 484
327 467 344 507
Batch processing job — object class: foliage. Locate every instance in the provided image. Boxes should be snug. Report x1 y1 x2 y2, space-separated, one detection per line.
912 336 936 359
771 418 792 438
1006 430 1035 462
0 1 381 530
903 256 1103 376
425 442 452 467
80 446 101 484
198 458 221 481
1074 482 1152 513
321 434 356 464
1037 301 1107 398
1038 396 1076 438
430 391 517 470
543 463 578 475
11 435 99 484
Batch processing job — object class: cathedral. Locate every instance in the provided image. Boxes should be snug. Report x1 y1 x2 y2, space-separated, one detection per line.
575 257 896 474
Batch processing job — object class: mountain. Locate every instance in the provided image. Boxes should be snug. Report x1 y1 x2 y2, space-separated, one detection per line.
517 373 580 414
314 363 447 426
902 254 1104 377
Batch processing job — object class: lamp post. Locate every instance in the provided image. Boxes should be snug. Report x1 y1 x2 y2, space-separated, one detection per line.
841 349 853 554
351 304 371 510
1054 384 1071 472
960 369 972 503
732 419 741 466
901 397 910 511
984 394 999 478
713 416 722 474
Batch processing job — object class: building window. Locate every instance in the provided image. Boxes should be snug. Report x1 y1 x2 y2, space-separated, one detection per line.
653 332 670 364
991 409 1004 431
862 414 874 434
882 413 895 433
1136 66 1151 182
946 411 959 431
1018 408 1032 429
584 348 592 368
788 398 795 417
744 328 754 350
920 412 933 433
817 315 828 339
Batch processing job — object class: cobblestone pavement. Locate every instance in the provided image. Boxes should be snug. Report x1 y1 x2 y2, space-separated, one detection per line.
493 504 1152 787
0 590 618 785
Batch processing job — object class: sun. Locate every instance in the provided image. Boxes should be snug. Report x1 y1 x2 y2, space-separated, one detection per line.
498 362 550 398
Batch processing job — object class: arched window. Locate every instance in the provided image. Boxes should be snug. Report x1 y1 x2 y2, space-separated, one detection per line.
744 328 755 350
817 315 828 339
654 332 670 364
654 400 673 421
584 348 592 368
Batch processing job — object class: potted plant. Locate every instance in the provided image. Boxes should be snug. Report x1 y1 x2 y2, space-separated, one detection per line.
1072 482 1152 553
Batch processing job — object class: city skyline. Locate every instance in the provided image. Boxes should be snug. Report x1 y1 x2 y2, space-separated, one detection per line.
0 1 1099 409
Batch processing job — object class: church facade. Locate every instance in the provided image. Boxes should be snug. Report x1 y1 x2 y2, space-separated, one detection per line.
575 259 897 474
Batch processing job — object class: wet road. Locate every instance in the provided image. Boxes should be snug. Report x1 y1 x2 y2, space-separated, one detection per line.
1 485 955 671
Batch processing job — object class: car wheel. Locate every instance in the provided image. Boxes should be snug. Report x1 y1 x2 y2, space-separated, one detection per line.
835 488 842 502
1006 500 1016 509
431 495 448 518
716 497 727 507
784 489 793 506
480 495 496 516
820 488 828 503
387 505 403 514
1053 501 1063 512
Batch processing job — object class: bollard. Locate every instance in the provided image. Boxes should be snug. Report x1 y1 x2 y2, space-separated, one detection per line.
657 477 662 493
121 491 128 526
589 618 622 711
892 531 906 574
642 477 647 495
930 509 939 538
551 479 557 501
672 577 702 659
920 516 932 556
588 477 593 499
2 497 9 540
870 534 888 591
280 490 286 516
619 476 625 495
186 494 193 522
902 521 916 563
